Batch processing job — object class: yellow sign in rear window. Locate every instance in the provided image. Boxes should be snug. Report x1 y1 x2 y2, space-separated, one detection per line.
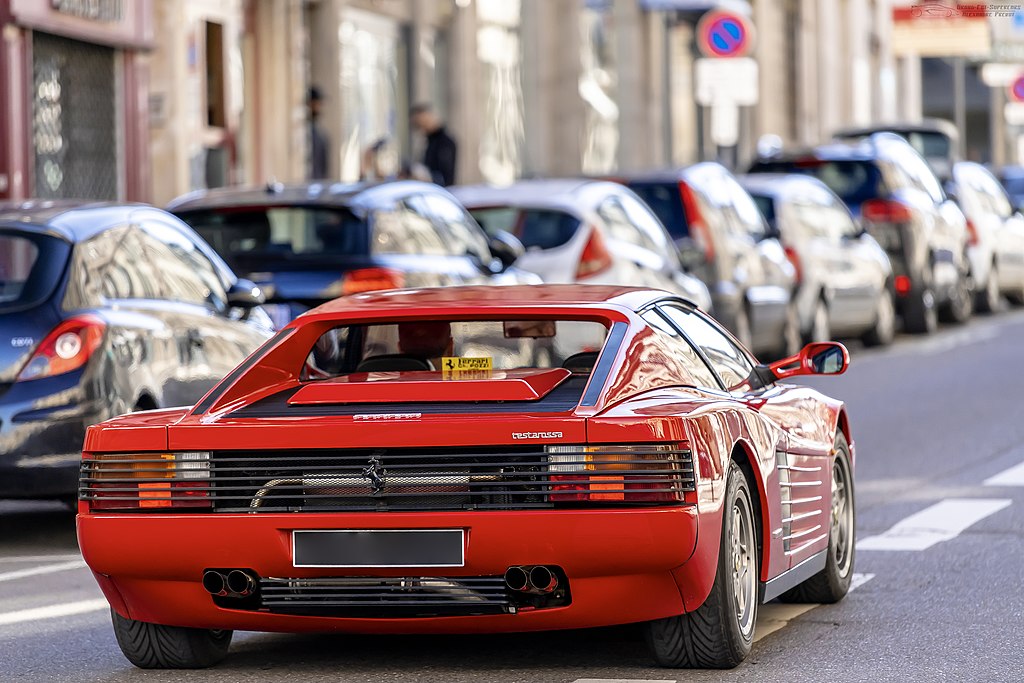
441 357 492 371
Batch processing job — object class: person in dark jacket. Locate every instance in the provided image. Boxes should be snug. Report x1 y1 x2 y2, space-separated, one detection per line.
308 86 330 179
411 102 457 186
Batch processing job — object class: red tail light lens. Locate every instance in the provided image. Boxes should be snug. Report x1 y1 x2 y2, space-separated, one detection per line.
679 181 715 262
16 315 106 382
84 452 212 511
576 227 613 279
965 219 979 246
342 268 405 295
895 275 912 296
784 245 802 285
861 199 913 224
545 444 691 504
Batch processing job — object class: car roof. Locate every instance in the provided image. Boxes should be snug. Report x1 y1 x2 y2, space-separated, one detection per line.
302 284 680 320
450 179 618 213
736 173 835 199
0 200 149 242
166 179 444 213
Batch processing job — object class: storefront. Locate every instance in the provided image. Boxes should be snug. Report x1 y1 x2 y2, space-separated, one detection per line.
0 0 153 201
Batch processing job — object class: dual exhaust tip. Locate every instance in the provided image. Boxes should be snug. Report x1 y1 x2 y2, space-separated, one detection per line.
504 565 558 594
202 569 256 597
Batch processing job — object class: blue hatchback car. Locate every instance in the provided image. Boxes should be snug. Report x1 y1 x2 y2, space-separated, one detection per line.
0 201 273 500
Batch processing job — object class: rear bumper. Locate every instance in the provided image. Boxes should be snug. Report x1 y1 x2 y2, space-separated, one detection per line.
0 372 101 498
78 507 699 634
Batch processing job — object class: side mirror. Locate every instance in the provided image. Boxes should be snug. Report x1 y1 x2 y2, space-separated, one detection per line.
487 230 526 272
675 236 706 272
744 342 849 390
226 279 266 308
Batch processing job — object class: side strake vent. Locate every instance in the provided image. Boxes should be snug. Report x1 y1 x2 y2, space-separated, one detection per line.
82 445 695 512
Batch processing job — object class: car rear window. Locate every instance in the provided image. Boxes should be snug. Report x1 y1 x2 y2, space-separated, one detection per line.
469 208 580 250
750 160 883 206
0 231 70 312
176 207 367 268
626 182 689 240
749 193 776 225
302 319 609 381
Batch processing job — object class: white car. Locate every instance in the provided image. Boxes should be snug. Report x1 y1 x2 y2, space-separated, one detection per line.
451 180 713 313
949 161 1024 312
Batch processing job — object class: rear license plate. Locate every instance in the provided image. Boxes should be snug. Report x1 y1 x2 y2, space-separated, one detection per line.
292 529 465 568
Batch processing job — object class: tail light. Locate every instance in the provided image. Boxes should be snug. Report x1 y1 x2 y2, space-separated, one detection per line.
576 227 613 279
784 245 802 285
894 275 912 296
82 452 212 511
16 315 106 382
965 219 979 246
679 181 715 262
545 444 692 504
342 268 405 295
861 199 913 224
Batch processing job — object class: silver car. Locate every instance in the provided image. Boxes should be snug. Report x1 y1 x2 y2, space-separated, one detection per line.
451 179 713 313
739 174 896 346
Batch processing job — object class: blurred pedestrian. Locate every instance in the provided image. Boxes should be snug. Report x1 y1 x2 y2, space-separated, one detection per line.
411 103 457 186
308 86 330 180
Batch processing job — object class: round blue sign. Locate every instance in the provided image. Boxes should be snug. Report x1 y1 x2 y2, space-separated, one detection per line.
697 11 753 58
1012 76 1024 102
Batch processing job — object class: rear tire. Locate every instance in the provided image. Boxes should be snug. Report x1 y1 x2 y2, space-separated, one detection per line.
778 433 855 604
861 288 896 347
939 271 972 324
645 461 758 668
975 263 1000 314
806 297 831 344
902 287 937 335
111 609 232 669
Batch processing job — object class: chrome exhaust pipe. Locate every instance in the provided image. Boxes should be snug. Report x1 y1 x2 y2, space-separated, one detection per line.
504 566 529 592
226 570 256 596
528 565 557 594
202 570 228 596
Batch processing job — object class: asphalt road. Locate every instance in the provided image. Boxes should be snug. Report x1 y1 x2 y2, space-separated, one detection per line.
3 310 1024 682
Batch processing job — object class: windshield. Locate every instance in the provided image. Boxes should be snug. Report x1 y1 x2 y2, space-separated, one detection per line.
0 231 70 312
302 319 609 381
751 160 882 207
176 207 368 269
470 207 580 250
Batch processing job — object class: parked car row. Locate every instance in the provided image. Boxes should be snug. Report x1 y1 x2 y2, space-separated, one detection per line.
7 122 1024 503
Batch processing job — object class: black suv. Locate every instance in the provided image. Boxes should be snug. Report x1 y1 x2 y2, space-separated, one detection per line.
168 181 535 328
749 135 971 334
0 202 273 499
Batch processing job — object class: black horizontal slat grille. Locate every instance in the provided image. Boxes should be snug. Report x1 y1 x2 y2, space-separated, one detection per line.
79 446 696 512
209 445 694 512
258 576 510 617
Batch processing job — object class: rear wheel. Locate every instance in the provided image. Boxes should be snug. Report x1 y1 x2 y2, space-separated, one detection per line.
975 263 1001 314
861 288 896 347
778 433 855 604
806 297 831 343
111 609 232 669
939 271 972 324
902 287 937 335
645 461 758 668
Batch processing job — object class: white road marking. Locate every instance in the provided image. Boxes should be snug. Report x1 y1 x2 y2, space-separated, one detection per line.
984 461 1024 487
0 554 83 565
0 560 87 583
849 572 874 592
0 598 108 627
755 603 816 641
857 498 1011 551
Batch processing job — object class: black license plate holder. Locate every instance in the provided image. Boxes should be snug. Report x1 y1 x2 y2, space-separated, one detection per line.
292 529 465 568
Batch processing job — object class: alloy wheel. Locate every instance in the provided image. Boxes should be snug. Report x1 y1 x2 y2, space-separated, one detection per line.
731 494 757 637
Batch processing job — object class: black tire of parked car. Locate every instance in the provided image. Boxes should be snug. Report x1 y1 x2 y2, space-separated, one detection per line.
806 297 831 344
777 432 855 604
939 268 973 325
861 287 896 347
111 608 232 669
771 302 802 360
645 461 757 668
975 262 1001 315
902 286 938 335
